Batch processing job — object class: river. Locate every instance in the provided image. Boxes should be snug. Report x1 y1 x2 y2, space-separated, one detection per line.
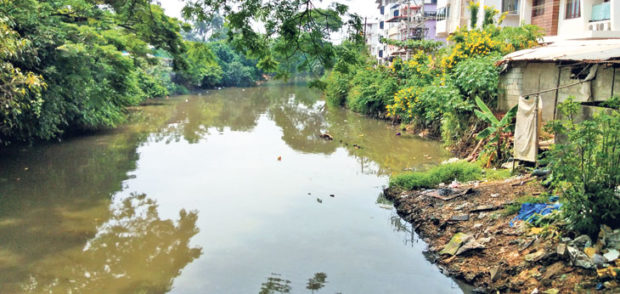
0 82 471 293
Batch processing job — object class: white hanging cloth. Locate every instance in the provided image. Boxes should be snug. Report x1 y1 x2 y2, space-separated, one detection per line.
514 95 543 162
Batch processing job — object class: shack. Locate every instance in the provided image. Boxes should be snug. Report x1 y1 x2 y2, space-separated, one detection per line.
497 39 620 121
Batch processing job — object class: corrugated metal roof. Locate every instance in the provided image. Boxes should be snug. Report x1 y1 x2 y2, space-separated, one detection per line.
498 39 620 65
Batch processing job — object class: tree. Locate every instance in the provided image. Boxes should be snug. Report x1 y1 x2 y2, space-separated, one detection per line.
474 97 517 165
182 0 362 73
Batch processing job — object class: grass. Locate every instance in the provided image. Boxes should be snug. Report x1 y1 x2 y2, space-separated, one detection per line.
483 168 512 181
390 161 482 190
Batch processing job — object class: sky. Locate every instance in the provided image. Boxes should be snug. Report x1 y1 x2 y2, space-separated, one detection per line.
159 0 381 22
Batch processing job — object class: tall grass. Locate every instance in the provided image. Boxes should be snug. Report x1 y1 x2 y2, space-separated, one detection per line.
390 161 482 190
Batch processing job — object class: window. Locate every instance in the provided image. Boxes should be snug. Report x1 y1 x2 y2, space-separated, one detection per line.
394 10 399 17
380 6 384 15
380 21 384 29
532 0 545 16
502 0 519 14
436 5 450 20
379 50 383 58
565 0 580 19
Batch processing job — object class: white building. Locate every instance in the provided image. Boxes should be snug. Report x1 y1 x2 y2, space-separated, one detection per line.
436 0 620 40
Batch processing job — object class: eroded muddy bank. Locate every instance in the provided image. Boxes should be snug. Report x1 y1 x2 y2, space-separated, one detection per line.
384 177 612 293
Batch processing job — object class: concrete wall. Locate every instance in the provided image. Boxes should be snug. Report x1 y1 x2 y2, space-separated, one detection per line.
499 62 617 121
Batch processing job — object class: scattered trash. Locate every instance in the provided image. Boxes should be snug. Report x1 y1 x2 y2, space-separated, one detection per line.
548 195 559 202
277 156 282 161
490 266 502 281
440 232 472 256
329 194 335 197
449 214 469 221
422 187 473 201
584 247 597 258
509 202 562 226
470 205 501 213
396 132 401 136
490 193 499 198
569 235 592 249
568 246 595 269
557 243 567 257
319 133 333 140
525 250 546 262
316 198 322 203
603 249 619 262
531 169 551 177
449 179 460 189
456 238 485 255
441 158 461 165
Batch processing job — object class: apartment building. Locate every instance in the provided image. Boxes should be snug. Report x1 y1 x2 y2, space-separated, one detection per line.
364 21 383 61
374 0 444 61
435 0 620 40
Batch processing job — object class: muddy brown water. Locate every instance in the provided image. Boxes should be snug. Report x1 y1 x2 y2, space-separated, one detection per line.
0 82 472 293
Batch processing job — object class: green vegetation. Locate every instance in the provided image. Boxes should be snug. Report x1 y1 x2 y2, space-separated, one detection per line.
544 97 620 235
390 161 482 190
0 0 286 145
474 97 518 166
323 8 542 153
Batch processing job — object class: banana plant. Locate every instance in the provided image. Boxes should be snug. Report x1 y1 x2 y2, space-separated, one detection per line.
474 97 518 165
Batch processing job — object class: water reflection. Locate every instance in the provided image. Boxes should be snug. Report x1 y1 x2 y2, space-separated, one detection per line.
19 193 201 293
258 272 329 294
259 273 292 294
0 82 462 293
144 83 446 176
306 272 328 292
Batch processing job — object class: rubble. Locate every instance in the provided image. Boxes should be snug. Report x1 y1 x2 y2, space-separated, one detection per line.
383 177 614 293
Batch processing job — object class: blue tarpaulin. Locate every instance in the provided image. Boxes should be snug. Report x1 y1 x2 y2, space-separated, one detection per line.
510 202 562 227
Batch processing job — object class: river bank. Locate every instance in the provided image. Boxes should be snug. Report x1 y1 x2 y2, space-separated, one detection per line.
384 175 616 293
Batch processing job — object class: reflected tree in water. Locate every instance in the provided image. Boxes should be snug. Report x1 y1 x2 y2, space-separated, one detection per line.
259 273 291 294
19 193 202 293
258 272 330 294
306 272 327 293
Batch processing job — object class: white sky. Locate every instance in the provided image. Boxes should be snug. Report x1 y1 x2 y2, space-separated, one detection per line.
159 0 381 21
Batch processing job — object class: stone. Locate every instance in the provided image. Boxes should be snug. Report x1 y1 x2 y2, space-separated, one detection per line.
490 266 501 282
473 223 483 229
525 250 546 262
557 243 567 258
569 235 592 249
440 232 472 256
449 214 469 221
542 289 559 294
454 203 468 211
519 238 535 251
568 246 594 269
584 247 597 258
603 249 619 262
456 238 486 255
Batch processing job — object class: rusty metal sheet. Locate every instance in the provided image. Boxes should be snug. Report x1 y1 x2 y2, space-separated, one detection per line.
498 39 620 65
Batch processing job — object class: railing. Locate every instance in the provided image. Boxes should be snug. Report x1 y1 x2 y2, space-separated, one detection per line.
590 2 610 22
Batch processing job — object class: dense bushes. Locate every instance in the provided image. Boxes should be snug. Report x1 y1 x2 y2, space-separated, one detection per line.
390 161 482 190
323 8 542 149
544 97 620 234
0 0 187 144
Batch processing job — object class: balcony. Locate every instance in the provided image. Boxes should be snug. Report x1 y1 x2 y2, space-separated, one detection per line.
590 2 610 22
588 2 611 32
